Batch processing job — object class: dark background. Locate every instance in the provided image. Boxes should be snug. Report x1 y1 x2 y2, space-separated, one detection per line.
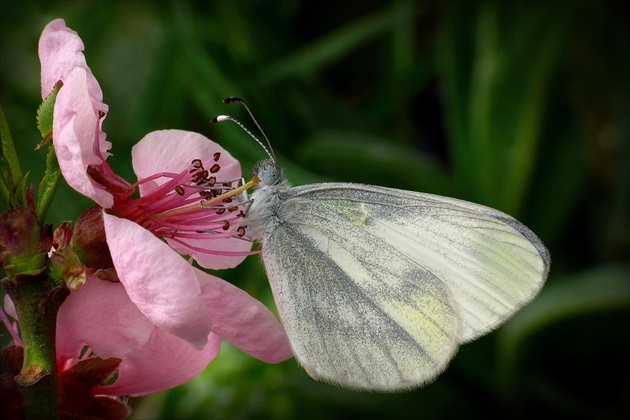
1 0 628 418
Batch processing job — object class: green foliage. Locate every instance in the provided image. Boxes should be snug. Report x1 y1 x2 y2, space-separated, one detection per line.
36 145 61 222
36 81 61 144
1 0 628 418
0 105 28 212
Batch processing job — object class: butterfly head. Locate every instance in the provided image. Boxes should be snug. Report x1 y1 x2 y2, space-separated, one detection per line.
253 159 284 186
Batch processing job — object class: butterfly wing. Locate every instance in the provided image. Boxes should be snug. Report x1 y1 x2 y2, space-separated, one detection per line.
261 200 460 391
260 183 549 391
290 183 550 342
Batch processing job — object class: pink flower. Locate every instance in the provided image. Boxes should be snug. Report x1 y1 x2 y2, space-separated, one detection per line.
55 273 222 396
40 19 250 269
37 17 292 387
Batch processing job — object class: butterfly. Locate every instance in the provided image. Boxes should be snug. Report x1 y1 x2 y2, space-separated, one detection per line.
215 98 550 392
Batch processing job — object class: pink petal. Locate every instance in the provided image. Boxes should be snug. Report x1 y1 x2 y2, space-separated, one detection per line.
2 295 17 319
53 67 113 207
166 236 251 270
197 271 293 364
130 129 240 203
132 129 251 268
1 296 22 346
55 275 154 362
96 329 221 396
39 18 103 109
132 130 242 190
103 213 212 349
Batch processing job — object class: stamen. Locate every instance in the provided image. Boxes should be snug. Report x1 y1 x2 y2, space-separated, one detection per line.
154 176 260 219
92 148 257 258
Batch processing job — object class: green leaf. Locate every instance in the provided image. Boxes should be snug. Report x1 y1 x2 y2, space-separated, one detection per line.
36 81 63 149
36 145 61 222
297 130 457 196
258 4 422 84
0 175 10 213
438 2 569 216
0 105 22 185
497 265 630 395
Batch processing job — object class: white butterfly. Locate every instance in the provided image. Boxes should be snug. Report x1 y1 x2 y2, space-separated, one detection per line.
216 99 550 392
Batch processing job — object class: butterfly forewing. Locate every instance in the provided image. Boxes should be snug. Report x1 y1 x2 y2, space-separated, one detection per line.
289 183 550 342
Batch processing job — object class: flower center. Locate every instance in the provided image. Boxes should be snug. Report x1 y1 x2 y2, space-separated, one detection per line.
87 153 258 253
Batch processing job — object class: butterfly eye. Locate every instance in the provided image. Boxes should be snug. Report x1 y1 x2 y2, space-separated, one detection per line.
252 159 281 186
262 165 281 185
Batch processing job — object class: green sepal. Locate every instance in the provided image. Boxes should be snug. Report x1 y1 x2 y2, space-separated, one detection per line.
1 171 30 213
2 252 47 278
15 172 30 208
36 80 63 149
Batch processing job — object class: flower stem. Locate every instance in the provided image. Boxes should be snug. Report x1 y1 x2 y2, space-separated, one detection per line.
2 271 69 420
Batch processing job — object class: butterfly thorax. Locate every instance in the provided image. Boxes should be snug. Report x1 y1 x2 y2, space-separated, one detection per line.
242 160 292 242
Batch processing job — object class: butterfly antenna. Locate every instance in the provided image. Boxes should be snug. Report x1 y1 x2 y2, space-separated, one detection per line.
222 97 276 162
211 114 275 162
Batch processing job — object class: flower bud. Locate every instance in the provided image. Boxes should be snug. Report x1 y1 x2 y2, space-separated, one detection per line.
71 205 113 269
0 206 51 278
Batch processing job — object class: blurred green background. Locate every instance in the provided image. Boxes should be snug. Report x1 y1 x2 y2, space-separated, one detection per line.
1 0 628 418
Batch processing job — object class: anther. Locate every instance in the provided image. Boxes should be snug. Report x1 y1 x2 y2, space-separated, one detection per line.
175 186 185 196
210 164 220 174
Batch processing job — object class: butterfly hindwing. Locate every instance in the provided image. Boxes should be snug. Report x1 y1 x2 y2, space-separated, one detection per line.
261 187 461 391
